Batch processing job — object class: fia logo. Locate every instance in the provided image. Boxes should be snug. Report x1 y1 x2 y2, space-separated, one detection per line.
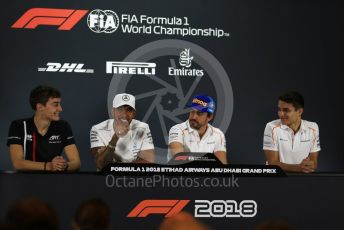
188 156 195 161
179 49 193 68
87 9 119 33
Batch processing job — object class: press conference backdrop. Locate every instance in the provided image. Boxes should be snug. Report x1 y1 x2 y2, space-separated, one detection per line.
0 0 343 171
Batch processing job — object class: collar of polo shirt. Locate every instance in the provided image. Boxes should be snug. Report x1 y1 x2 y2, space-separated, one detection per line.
106 119 134 131
280 119 307 133
186 120 213 135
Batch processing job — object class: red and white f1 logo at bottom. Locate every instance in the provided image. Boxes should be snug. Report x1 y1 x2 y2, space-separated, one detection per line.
127 199 257 218
127 200 190 217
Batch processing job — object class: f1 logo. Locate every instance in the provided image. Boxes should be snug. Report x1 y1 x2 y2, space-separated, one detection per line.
127 200 190 218
12 8 88 30
174 156 189 161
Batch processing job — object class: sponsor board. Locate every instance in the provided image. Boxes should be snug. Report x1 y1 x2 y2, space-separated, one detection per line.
12 8 230 38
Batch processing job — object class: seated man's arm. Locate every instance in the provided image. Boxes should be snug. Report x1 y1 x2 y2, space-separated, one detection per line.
168 126 185 157
135 126 155 163
8 121 48 171
307 152 319 170
264 150 300 172
64 144 81 171
91 146 116 170
90 124 120 170
306 123 320 171
214 131 228 164
57 121 80 171
214 151 227 164
264 150 315 173
169 142 185 156
135 149 155 163
9 144 46 171
10 144 81 171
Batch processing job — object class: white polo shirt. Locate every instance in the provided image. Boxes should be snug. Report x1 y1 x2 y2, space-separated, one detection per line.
168 120 226 160
263 119 321 164
90 119 154 162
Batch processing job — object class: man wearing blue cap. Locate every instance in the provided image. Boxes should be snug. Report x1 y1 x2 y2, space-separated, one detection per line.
168 94 227 164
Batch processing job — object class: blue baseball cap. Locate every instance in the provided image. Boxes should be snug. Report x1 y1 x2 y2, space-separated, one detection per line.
189 94 215 113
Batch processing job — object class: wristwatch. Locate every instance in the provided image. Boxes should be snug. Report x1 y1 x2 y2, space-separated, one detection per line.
108 143 116 149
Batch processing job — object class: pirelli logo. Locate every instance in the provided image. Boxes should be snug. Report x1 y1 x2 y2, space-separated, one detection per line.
106 62 156 75
127 200 190 217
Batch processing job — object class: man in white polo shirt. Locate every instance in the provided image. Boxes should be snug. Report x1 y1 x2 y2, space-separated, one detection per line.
168 94 227 164
90 93 154 170
263 91 320 173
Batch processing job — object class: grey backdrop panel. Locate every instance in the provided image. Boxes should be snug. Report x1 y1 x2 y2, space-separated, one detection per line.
1 0 343 171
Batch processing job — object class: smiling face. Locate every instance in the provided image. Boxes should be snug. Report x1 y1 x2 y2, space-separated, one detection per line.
112 105 136 124
278 100 303 126
37 97 62 121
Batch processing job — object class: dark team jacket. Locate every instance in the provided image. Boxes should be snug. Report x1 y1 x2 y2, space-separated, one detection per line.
7 117 75 162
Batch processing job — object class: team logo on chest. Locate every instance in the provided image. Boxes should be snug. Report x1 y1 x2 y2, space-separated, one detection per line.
49 135 61 143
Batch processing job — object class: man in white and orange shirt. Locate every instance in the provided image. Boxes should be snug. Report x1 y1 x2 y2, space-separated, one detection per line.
168 94 227 164
263 91 320 173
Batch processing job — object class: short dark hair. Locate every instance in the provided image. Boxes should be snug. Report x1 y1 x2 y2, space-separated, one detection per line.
29 85 61 110
4 198 59 230
278 91 304 109
74 198 110 230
